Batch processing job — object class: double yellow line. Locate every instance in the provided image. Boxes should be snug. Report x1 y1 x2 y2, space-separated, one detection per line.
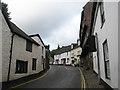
77 67 86 90
6 66 85 90
6 68 50 90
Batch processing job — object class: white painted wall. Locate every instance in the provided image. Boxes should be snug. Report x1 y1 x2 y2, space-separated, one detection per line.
54 54 60 64
31 36 46 70
0 6 2 90
31 36 45 59
54 53 61 64
93 2 118 88
0 10 2 83
93 53 98 73
61 52 71 65
54 51 71 65
9 35 41 81
118 2 120 90
54 46 82 65
70 47 82 64
1 11 12 82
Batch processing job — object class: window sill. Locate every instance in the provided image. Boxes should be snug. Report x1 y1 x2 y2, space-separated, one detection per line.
105 77 111 80
15 72 27 74
26 50 32 52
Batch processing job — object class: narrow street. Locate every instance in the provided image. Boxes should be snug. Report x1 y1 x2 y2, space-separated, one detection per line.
15 65 82 88
1 1 118 89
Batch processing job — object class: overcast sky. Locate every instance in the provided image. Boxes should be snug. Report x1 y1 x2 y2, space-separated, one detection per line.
2 0 89 50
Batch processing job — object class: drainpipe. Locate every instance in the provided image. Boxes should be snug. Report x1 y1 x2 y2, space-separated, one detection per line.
7 33 15 82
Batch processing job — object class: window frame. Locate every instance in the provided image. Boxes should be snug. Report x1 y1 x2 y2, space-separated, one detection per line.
56 59 59 64
42 46 44 54
103 39 111 79
26 40 32 52
67 58 69 63
42 56 44 64
16 60 28 74
32 58 37 70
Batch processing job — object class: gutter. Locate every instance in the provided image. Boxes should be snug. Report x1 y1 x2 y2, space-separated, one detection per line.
7 33 15 82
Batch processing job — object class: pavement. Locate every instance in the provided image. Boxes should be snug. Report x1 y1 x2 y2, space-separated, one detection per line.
80 67 105 89
7 65 83 89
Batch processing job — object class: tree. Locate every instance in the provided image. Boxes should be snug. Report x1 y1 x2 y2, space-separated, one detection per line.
2 2 11 21
57 44 60 50
50 49 57 58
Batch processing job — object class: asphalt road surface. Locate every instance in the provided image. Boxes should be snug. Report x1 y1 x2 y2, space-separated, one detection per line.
17 65 82 88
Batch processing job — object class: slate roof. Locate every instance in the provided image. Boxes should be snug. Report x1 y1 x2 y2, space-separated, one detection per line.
70 43 80 50
1 8 40 46
9 22 40 46
29 34 45 46
73 45 80 50
72 43 77 48
55 45 71 55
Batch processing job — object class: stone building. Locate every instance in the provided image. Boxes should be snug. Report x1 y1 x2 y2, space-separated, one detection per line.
79 1 97 69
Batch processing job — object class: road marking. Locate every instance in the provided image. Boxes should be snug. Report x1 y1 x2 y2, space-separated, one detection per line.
76 67 86 90
6 68 51 90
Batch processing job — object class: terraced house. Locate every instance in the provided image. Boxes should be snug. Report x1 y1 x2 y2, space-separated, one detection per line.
0 8 46 82
30 34 46 70
54 39 82 66
79 0 119 89
92 1 118 89
79 1 96 70
54 45 71 65
70 39 82 66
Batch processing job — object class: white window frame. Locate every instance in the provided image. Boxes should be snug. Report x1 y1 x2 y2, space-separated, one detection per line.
103 39 111 79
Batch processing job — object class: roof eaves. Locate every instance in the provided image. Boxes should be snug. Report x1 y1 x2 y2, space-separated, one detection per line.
9 22 40 46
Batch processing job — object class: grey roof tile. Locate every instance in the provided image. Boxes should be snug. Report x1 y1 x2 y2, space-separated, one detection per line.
55 45 71 55
9 22 40 46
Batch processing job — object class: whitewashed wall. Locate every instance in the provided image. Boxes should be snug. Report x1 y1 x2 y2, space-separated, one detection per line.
93 52 98 74
70 47 82 64
9 35 41 81
60 52 71 65
54 54 60 64
1 12 12 82
0 10 45 82
31 36 46 70
0 7 2 90
118 2 120 90
0 10 2 82
54 51 71 65
93 2 118 88
31 36 45 58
